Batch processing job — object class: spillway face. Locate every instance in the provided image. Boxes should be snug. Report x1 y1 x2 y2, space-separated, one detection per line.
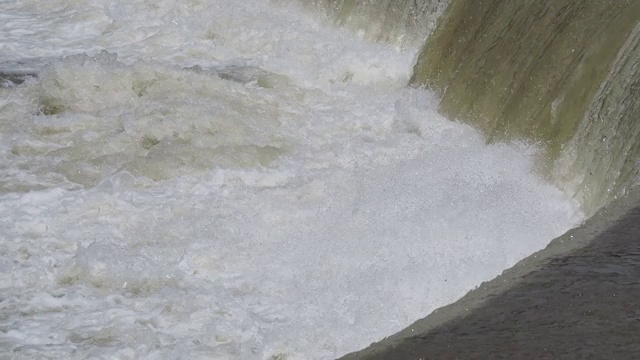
411 0 640 216
289 0 449 47
556 23 640 214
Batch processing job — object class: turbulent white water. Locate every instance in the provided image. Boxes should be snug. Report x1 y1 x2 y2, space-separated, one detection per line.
0 0 583 359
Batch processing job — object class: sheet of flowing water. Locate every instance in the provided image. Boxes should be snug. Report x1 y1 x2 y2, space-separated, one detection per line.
0 0 583 359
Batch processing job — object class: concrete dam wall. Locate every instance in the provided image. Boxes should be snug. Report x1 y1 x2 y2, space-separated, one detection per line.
411 0 640 217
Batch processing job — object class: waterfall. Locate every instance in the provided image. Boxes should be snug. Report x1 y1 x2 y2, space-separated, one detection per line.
410 0 640 215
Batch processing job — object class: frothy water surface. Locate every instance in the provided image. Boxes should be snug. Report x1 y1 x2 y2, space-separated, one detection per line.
0 0 582 358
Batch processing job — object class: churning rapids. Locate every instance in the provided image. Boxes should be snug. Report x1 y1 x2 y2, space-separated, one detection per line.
0 0 583 359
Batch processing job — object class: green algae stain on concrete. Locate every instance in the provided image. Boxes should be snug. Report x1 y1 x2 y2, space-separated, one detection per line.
412 0 638 148
556 23 640 214
411 0 640 215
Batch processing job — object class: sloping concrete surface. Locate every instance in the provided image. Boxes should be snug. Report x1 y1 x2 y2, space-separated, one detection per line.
342 189 640 359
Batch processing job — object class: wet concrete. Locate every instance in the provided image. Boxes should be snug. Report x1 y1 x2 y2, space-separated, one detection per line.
341 189 640 359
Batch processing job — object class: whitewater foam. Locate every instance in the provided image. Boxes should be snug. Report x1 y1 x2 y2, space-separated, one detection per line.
0 0 582 358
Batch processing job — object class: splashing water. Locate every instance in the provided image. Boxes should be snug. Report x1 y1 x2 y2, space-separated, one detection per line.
0 0 581 358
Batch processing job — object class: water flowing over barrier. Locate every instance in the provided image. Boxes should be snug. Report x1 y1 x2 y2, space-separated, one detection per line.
410 0 640 216
557 23 640 215
292 0 448 46
292 0 640 214
319 0 640 357
1 0 637 358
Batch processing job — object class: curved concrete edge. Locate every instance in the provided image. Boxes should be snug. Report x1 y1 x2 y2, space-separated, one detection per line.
340 186 640 360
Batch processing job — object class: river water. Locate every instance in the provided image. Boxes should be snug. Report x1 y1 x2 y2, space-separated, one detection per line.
0 0 582 358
